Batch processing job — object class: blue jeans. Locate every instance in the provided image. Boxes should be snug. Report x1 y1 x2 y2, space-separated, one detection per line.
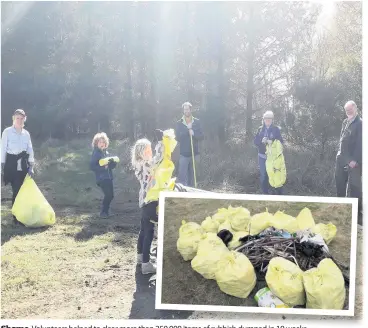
178 155 199 187
137 201 158 263
258 155 284 195
258 155 269 194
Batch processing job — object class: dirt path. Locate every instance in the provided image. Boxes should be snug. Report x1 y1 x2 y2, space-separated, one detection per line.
1 199 192 320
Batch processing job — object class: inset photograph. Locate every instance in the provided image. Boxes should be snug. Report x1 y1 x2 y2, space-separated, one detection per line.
156 193 358 316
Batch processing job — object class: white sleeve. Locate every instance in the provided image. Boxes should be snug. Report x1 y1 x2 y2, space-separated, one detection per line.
26 132 35 163
1 128 8 164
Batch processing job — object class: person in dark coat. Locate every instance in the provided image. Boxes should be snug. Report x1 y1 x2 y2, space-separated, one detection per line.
335 100 362 224
254 110 284 195
90 132 117 218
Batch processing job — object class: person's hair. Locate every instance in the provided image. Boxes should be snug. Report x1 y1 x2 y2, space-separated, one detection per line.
12 109 27 125
13 109 26 117
131 138 151 168
91 132 109 148
182 102 192 109
344 100 358 111
263 110 274 120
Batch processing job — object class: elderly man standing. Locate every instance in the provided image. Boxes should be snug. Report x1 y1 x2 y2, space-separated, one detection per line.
175 102 204 187
335 100 362 224
1 109 35 224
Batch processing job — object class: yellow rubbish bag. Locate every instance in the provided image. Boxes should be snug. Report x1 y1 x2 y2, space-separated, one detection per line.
177 235 202 261
312 223 337 245
177 220 205 261
212 208 229 224
228 206 251 232
179 220 203 237
265 257 305 307
191 233 230 279
270 211 299 233
296 207 316 231
12 175 56 228
196 232 227 254
303 258 345 309
99 156 120 166
215 251 257 298
145 129 177 203
248 209 273 235
201 216 220 233
266 140 286 188
218 220 235 234
227 231 249 250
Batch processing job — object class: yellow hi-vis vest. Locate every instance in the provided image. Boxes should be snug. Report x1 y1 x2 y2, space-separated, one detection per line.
265 140 286 188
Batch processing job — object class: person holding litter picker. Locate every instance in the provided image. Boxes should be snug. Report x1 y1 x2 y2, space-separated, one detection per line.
175 102 204 187
335 100 362 225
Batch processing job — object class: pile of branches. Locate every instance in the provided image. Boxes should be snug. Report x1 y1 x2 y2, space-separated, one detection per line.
233 234 350 284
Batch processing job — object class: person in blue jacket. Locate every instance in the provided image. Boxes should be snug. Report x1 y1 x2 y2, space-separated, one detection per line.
254 111 284 195
90 132 117 218
175 102 204 187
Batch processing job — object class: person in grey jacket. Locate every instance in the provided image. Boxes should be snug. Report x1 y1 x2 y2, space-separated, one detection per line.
175 102 204 187
335 100 362 224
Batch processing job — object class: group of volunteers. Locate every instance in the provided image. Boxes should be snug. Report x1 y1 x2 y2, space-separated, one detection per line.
1 100 363 274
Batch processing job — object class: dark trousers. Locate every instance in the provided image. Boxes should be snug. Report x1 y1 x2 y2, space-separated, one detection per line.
178 155 199 187
137 201 158 263
11 170 28 205
335 158 362 213
98 179 114 215
258 155 283 195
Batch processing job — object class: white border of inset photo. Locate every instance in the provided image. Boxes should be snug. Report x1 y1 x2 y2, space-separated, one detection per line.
155 192 358 317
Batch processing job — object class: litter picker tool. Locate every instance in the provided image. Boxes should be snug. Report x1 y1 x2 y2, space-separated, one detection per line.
190 132 197 188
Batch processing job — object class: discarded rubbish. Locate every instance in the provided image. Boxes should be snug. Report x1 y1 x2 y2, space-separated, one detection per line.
254 287 290 308
177 206 347 309
215 251 257 298
303 258 346 309
177 220 205 261
266 257 305 307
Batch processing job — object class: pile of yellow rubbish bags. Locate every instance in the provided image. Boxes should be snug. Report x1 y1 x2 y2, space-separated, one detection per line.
177 205 345 310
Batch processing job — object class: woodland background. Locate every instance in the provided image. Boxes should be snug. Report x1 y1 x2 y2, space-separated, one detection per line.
1 1 362 194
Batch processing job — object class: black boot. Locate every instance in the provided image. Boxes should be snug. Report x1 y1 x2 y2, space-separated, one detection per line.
358 211 363 226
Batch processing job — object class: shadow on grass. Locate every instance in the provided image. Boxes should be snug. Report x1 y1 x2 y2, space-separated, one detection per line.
73 214 141 242
54 192 142 242
0 200 51 245
128 264 193 319
1 221 51 246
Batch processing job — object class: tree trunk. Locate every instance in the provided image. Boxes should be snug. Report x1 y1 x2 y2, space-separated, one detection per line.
216 43 226 142
137 3 147 137
125 56 135 140
184 3 194 101
245 5 255 140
